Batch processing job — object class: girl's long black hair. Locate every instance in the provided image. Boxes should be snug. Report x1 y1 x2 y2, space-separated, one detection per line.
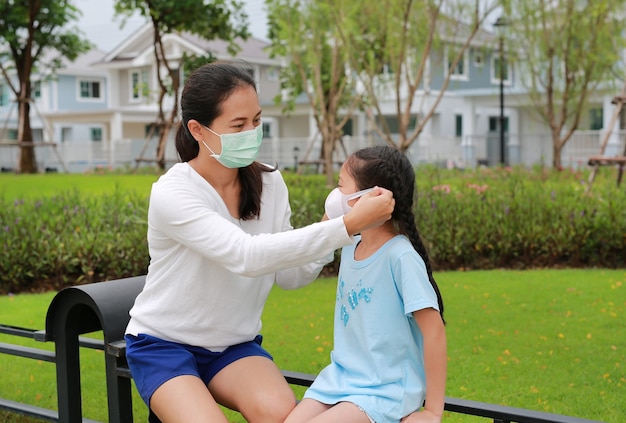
346 145 445 323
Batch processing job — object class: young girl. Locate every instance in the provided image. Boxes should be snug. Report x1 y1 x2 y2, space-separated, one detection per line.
285 146 447 423
124 62 394 423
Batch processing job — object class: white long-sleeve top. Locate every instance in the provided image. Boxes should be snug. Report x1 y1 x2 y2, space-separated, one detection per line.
126 162 352 351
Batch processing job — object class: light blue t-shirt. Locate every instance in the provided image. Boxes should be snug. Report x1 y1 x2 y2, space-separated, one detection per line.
304 235 439 423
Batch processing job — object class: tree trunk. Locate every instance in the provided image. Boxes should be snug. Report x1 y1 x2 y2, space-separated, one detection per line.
18 97 37 173
323 135 335 187
156 123 170 170
552 139 563 170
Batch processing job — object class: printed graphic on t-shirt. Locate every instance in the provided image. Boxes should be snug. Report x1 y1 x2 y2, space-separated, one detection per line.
337 276 374 326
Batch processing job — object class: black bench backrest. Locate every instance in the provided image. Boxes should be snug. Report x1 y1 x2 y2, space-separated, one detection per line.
43 275 146 345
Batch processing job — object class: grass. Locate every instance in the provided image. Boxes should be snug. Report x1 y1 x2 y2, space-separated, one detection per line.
0 173 160 200
1 269 624 422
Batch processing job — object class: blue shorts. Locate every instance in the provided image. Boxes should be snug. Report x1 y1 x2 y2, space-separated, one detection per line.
125 333 273 406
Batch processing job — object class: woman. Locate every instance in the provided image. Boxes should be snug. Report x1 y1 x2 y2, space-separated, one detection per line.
124 62 394 423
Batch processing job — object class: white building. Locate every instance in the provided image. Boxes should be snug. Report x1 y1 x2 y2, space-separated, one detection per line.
0 23 623 172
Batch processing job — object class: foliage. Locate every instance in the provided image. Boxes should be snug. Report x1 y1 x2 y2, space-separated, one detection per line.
501 0 626 168
113 0 250 169
414 165 626 269
0 0 93 173
1 269 624 422
340 0 498 154
266 0 361 185
1 166 625 293
0 188 150 293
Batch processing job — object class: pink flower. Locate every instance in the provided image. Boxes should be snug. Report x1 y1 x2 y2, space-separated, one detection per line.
467 183 488 194
432 185 451 194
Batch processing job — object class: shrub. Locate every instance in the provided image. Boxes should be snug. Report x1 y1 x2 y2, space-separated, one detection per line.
415 166 626 269
0 166 624 293
0 188 149 293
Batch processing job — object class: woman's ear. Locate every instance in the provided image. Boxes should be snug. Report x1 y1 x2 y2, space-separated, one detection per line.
187 119 204 142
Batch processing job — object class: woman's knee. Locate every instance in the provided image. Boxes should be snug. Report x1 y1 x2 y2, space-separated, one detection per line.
239 386 296 423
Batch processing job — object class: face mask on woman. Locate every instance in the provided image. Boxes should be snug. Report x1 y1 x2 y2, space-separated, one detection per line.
324 187 375 219
201 124 263 168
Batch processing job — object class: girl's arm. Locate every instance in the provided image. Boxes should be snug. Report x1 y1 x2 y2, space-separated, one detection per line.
402 308 447 423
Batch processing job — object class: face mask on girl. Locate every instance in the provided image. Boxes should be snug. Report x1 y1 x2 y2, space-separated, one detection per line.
201 124 263 168
324 187 375 219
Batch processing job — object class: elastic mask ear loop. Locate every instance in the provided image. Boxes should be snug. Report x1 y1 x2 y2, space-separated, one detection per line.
200 140 219 156
347 187 376 201
200 125 222 157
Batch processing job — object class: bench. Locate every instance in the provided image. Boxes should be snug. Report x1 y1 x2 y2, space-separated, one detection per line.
0 276 607 423
587 155 626 187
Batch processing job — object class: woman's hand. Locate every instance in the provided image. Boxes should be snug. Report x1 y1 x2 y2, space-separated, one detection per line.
342 187 394 235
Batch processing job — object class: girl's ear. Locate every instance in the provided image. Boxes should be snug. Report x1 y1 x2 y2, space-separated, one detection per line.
187 119 204 142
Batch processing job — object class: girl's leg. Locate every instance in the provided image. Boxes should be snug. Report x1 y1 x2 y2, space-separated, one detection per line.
304 402 373 423
284 398 332 423
150 374 229 423
208 355 297 423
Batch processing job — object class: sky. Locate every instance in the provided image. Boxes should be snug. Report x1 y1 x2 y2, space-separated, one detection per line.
75 0 269 51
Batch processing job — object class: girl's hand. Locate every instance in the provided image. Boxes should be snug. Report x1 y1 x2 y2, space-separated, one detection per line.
400 409 442 423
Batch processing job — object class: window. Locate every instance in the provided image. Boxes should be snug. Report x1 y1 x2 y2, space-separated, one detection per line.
489 116 509 133
0 83 7 106
262 121 271 138
266 67 279 82
447 48 469 80
472 49 485 68
455 115 463 137
381 115 418 133
33 81 42 99
91 128 103 142
589 108 603 130
131 69 149 101
342 119 353 136
79 80 101 99
61 127 72 143
145 123 160 137
491 54 511 84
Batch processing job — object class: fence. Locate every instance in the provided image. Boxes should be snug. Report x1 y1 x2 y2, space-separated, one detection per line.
1 130 624 173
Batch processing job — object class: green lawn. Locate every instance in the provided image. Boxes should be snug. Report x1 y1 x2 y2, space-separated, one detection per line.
1 269 624 422
0 173 160 200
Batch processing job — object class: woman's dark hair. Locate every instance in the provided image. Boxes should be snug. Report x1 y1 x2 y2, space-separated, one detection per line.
175 61 274 220
346 145 445 323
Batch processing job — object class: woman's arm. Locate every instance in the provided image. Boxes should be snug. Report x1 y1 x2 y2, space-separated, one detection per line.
402 308 447 423
151 180 393 278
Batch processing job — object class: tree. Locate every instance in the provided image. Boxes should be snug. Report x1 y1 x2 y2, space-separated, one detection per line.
339 0 499 154
114 0 250 170
0 0 93 173
501 0 626 169
266 0 362 186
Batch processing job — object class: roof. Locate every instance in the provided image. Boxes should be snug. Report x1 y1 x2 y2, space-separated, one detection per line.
95 23 276 68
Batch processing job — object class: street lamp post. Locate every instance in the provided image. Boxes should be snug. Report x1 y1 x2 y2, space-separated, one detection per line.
293 146 300 172
494 16 508 166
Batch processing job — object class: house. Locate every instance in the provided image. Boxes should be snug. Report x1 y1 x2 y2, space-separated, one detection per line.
1 21 623 173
